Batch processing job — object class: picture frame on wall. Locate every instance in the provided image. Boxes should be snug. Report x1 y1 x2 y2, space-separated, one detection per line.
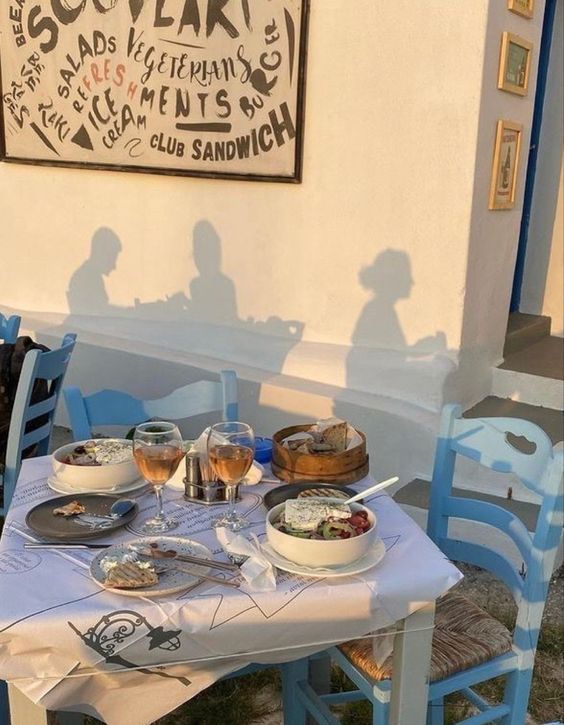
498 32 533 96
0 1 309 183
489 120 523 210
507 0 534 19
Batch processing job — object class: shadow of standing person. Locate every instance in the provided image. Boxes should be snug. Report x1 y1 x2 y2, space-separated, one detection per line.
188 220 239 324
66 227 122 316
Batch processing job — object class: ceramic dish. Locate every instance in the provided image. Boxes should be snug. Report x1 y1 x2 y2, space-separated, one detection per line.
266 501 377 567
25 494 138 540
263 483 359 510
52 439 139 491
261 538 385 578
90 537 213 597
47 474 148 496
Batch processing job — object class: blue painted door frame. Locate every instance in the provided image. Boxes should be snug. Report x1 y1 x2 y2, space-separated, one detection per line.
510 0 558 312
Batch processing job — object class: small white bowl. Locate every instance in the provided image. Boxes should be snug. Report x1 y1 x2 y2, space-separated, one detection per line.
266 500 377 567
51 439 138 491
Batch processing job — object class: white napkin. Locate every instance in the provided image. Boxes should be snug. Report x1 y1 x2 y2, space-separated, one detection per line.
193 426 263 484
215 527 277 593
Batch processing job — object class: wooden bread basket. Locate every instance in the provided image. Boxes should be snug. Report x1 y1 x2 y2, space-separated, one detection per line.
271 424 369 484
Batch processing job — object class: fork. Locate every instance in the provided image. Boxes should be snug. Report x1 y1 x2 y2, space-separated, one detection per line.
144 559 241 589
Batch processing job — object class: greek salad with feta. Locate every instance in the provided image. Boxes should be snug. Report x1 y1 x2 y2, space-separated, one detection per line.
61 440 133 466
273 499 372 540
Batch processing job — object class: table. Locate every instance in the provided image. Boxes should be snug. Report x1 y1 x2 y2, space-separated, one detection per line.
0 458 462 725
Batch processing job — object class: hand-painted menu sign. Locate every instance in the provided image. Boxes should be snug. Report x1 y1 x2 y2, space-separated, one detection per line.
0 1 308 181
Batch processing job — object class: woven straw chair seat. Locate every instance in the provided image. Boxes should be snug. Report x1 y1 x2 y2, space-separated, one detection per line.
339 592 513 683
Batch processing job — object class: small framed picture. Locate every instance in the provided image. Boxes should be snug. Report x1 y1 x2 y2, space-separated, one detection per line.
498 32 533 96
489 120 523 210
508 0 534 19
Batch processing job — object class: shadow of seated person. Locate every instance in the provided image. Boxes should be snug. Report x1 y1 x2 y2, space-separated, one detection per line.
67 228 124 317
346 250 449 400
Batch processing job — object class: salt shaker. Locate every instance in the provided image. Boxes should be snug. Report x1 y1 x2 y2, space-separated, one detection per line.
184 451 202 499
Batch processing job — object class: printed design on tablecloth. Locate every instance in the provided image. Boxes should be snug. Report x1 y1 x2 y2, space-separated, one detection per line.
0 591 103 634
125 491 264 537
0 549 42 574
9 476 53 509
68 609 191 686
207 570 322 628
381 535 401 552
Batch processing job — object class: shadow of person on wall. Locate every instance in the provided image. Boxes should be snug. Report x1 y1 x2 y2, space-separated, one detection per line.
350 249 446 353
187 219 239 325
66 227 123 316
63 220 305 380
340 249 452 412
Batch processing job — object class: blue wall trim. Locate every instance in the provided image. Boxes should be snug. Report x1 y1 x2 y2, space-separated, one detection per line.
510 0 558 312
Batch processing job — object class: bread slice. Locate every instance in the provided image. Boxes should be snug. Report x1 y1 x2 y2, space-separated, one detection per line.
104 562 158 589
53 500 86 516
298 488 348 499
322 421 348 453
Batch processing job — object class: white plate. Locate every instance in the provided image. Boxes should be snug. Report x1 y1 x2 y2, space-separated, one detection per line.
261 538 386 578
90 537 213 597
47 474 148 496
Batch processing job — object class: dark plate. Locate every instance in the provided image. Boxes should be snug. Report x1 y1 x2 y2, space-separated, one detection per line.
25 494 138 541
263 483 360 510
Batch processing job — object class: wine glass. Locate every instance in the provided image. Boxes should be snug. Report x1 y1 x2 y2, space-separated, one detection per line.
133 422 184 534
207 421 255 531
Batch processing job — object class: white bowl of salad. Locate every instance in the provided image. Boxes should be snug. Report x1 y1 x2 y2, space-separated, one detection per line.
52 439 138 491
266 498 377 567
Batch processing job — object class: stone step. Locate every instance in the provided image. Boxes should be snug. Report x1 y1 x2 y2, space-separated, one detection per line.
504 312 551 357
500 336 564 381
463 396 563 444
493 336 564 410
395 478 563 572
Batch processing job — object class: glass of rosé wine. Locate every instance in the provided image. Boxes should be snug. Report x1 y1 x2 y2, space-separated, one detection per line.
133 422 184 534
207 421 255 531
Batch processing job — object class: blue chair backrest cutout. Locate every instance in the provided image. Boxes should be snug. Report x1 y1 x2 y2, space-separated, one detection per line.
427 404 563 658
0 314 21 344
2 333 77 515
64 370 238 441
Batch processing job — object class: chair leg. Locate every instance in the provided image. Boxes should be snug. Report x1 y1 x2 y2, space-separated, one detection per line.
281 659 309 725
373 701 389 725
501 667 534 725
427 698 443 725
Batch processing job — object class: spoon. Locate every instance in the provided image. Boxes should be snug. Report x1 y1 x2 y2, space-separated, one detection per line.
320 476 399 506
77 498 136 523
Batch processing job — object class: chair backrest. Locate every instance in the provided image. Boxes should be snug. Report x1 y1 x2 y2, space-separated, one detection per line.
427 404 563 659
2 334 77 514
0 314 21 343
63 370 239 441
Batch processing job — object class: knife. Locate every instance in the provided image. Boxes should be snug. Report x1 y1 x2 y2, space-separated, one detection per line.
24 542 112 549
130 546 240 572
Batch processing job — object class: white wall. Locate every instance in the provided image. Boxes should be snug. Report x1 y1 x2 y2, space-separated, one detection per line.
520 0 564 336
1 1 489 406
452 0 548 406
541 164 564 335
0 1 549 497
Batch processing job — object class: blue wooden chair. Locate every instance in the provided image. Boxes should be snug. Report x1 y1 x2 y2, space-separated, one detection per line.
1 334 77 516
63 370 238 441
283 404 563 725
0 314 21 343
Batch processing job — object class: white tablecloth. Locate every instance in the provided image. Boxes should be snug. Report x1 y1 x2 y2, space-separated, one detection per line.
0 458 462 724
